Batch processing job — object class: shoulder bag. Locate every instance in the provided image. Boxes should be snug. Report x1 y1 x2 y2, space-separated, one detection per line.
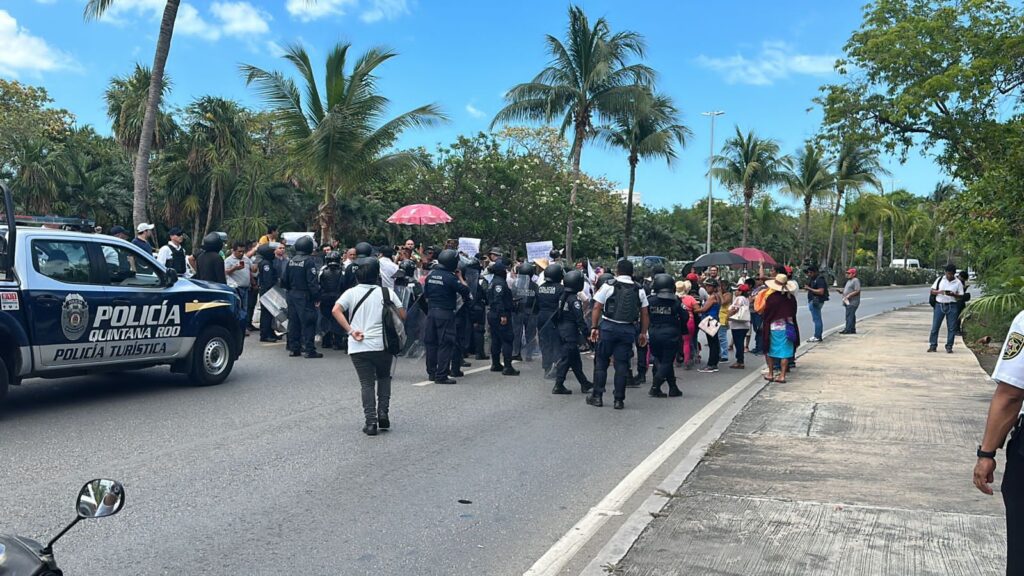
381 287 406 355
698 315 720 336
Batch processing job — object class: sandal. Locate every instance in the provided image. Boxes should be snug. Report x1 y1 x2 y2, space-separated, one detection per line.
772 376 787 383
763 374 774 381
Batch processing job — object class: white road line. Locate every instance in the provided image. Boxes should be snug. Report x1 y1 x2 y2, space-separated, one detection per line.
412 364 494 387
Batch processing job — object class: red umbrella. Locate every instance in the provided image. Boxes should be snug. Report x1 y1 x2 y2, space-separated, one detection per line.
730 247 777 265
387 204 452 226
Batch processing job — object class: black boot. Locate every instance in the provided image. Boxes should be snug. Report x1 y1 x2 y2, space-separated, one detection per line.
625 372 639 388
648 381 667 398
503 365 520 376
586 395 603 407
490 363 504 372
476 354 490 361
580 380 594 394
668 380 682 397
552 383 572 394
377 412 390 430
635 370 647 386
363 422 378 436
288 350 301 357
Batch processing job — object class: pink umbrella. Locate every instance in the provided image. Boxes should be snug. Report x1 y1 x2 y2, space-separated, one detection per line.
387 204 452 226
729 247 777 265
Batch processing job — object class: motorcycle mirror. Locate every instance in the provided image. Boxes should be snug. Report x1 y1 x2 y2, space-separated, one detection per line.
76 479 125 519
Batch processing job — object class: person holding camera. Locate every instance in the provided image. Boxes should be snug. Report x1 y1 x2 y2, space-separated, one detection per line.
929 264 964 353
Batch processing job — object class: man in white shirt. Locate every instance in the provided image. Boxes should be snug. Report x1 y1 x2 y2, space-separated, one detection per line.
587 259 650 410
929 264 965 353
379 246 399 290
224 241 253 331
973 309 1024 573
156 227 188 276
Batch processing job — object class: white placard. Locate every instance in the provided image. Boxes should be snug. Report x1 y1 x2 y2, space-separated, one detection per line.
526 241 554 263
458 237 481 256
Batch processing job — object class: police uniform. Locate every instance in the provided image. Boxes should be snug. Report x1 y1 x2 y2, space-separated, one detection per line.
646 279 688 398
256 249 279 342
552 271 592 395
511 268 539 361
423 250 470 383
281 240 321 358
469 266 490 360
992 311 1024 573
537 265 566 379
487 264 518 375
590 275 648 408
318 259 345 349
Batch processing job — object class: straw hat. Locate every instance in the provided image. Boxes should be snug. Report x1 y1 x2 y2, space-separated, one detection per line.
765 273 798 293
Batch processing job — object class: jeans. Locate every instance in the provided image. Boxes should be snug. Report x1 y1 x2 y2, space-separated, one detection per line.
929 302 958 350
718 327 729 361
844 302 859 333
732 329 748 364
750 312 764 353
350 350 393 424
592 320 635 400
809 300 824 340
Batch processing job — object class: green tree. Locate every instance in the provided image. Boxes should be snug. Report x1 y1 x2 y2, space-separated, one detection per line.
0 80 72 172
597 89 690 257
780 142 834 261
711 127 784 247
492 4 653 261
104 64 177 158
241 42 447 243
86 0 182 230
824 140 885 270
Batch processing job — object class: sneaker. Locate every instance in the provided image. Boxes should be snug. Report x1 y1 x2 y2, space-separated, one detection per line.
807 337 822 343
927 347 937 353
946 348 954 354
697 366 719 373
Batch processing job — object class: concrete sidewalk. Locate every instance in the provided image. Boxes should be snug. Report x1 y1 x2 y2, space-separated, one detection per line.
611 305 1006 575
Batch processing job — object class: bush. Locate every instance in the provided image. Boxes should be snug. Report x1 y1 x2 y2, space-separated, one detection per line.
848 266 936 287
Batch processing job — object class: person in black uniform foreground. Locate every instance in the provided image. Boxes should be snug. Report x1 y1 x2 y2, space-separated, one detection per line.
647 273 688 398
318 251 345 350
551 270 593 395
536 263 565 379
255 243 280 342
486 261 520 376
588 260 649 409
467 255 490 361
281 236 322 358
511 261 539 362
195 233 227 284
423 249 470 384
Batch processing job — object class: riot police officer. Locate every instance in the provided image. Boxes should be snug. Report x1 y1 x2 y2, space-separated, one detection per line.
281 236 322 358
255 243 280 342
588 259 649 409
396 259 426 357
647 273 687 398
536 263 565 379
318 251 345 350
552 270 593 395
423 249 470 384
487 261 519 376
343 242 374 292
467 255 490 360
195 232 226 284
511 262 539 362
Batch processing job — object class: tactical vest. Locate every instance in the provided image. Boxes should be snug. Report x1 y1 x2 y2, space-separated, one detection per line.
167 244 186 274
604 281 641 323
319 266 344 295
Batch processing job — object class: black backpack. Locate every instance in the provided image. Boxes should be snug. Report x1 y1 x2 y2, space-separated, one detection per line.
929 278 940 308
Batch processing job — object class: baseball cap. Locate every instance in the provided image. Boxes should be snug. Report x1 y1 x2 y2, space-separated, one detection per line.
109 225 128 236
168 226 184 237
737 284 751 293
784 265 794 276
686 272 700 282
847 268 858 275
804 264 819 273
136 223 155 233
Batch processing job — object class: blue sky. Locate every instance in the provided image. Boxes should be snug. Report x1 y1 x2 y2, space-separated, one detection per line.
2 0 943 209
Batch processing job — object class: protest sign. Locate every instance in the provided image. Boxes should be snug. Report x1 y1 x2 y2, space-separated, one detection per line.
526 241 554 263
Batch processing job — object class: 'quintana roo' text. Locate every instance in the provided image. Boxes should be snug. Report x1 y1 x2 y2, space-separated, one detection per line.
88 303 182 343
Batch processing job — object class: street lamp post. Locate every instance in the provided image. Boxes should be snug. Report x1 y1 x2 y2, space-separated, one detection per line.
702 111 724 255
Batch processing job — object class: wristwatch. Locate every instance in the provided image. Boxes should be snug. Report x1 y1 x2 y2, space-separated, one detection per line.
977 446 997 460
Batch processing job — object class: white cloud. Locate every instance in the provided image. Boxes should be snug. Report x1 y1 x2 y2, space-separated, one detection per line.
174 3 220 41
465 103 485 119
696 41 836 86
0 9 73 77
93 0 166 24
361 0 409 23
211 2 271 37
266 40 287 56
286 0 357 22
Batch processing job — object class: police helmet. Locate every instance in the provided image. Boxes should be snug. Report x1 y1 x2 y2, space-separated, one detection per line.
437 249 459 272
597 272 615 287
201 232 224 253
549 249 561 260
355 256 380 284
399 259 417 276
255 243 275 260
544 263 565 283
563 270 585 293
652 273 676 298
650 264 666 276
355 242 373 258
489 261 507 277
517 262 535 276
294 236 315 255
324 251 342 265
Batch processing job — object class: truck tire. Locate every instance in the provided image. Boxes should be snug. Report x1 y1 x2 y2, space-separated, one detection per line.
189 326 234 386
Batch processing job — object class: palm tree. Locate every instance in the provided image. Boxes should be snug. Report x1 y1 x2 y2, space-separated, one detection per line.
856 192 903 270
780 142 834 261
492 5 653 261
10 139 63 214
824 140 885 271
86 0 181 231
900 207 931 264
930 181 958 204
711 127 784 247
597 89 690 257
104 64 177 158
241 42 447 243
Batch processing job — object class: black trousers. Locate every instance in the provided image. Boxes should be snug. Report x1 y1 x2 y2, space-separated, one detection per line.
1004 427 1024 575
424 308 457 380
286 291 317 354
350 350 393 424
489 315 513 367
539 315 561 371
470 307 488 357
554 325 589 389
592 320 635 400
259 290 275 340
650 331 680 386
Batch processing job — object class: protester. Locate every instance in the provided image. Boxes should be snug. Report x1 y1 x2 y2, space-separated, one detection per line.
224 241 253 332
749 275 767 355
728 284 751 369
835 268 862 335
696 279 722 373
332 257 406 436
803 264 829 342
718 282 732 363
676 280 698 369
928 264 964 353
258 225 278 246
379 246 399 289
955 269 971 336
761 273 799 383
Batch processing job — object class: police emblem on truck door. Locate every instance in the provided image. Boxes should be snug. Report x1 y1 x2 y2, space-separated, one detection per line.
61 293 89 341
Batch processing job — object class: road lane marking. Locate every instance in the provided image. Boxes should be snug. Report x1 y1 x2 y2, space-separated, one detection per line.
413 364 494 387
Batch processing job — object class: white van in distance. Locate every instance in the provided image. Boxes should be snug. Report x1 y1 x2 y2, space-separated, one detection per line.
890 258 921 269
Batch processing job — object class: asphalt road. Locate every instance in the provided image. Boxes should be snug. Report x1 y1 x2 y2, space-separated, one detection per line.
0 286 931 576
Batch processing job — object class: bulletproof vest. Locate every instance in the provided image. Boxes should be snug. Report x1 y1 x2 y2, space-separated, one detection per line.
648 295 679 328
257 259 278 291
487 276 512 316
516 284 537 309
536 283 561 314
604 281 641 323
167 243 186 274
286 256 312 292
319 266 344 295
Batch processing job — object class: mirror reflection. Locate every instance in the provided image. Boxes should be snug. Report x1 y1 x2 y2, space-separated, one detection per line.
77 479 125 519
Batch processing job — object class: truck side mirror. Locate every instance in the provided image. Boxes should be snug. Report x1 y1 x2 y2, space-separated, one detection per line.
165 268 178 286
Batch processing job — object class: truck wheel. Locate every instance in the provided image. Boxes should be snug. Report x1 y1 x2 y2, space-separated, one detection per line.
189 326 234 386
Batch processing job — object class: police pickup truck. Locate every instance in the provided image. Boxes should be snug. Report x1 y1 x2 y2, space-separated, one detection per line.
0 183 244 408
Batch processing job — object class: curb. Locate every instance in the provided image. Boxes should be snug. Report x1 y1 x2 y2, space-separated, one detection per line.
575 306 899 575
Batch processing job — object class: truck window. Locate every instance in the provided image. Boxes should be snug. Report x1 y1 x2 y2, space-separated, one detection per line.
100 244 162 288
32 240 92 284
